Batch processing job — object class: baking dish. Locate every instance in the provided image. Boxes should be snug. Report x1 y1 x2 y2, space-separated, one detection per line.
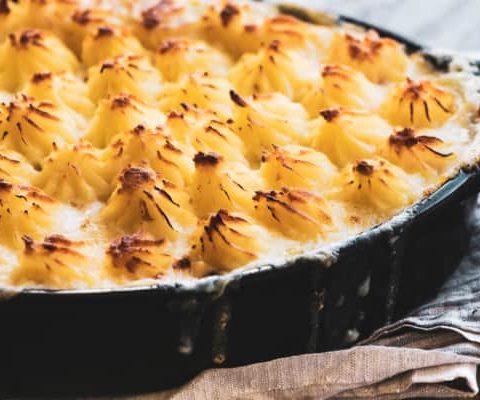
0 5 480 397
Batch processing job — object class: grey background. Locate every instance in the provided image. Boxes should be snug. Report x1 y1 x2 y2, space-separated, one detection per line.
289 0 480 51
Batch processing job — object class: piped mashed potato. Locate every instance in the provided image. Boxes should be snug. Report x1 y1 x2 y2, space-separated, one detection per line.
0 0 479 290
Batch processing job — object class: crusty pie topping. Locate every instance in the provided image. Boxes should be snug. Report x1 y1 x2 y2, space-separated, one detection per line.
0 0 478 289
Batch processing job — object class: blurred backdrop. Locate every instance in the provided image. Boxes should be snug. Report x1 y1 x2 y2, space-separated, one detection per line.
287 0 480 51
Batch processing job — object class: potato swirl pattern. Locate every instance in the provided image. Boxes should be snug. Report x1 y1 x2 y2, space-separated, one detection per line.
0 0 477 289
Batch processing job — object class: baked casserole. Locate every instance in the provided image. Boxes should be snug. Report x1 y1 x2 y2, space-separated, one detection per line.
0 0 479 290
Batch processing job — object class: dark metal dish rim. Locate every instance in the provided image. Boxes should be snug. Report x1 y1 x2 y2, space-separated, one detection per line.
1 8 480 299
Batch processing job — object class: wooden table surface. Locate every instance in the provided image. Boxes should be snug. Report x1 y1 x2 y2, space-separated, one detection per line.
288 0 480 52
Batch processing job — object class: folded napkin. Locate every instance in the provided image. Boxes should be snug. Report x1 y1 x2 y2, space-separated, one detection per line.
118 198 480 400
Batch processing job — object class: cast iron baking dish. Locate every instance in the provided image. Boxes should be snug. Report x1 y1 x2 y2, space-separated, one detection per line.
0 6 479 397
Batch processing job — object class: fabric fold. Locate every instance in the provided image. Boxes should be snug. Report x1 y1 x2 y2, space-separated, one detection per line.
140 346 478 400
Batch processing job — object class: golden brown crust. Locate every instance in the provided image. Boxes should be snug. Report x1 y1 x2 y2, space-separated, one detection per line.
106 233 172 280
0 0 477 289
0 0 10 15
142 0 179 30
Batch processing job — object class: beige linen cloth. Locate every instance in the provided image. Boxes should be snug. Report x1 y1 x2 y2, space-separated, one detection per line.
111 205 480 400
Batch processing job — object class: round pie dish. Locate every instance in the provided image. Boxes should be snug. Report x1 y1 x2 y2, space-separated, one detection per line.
0 1 479 396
